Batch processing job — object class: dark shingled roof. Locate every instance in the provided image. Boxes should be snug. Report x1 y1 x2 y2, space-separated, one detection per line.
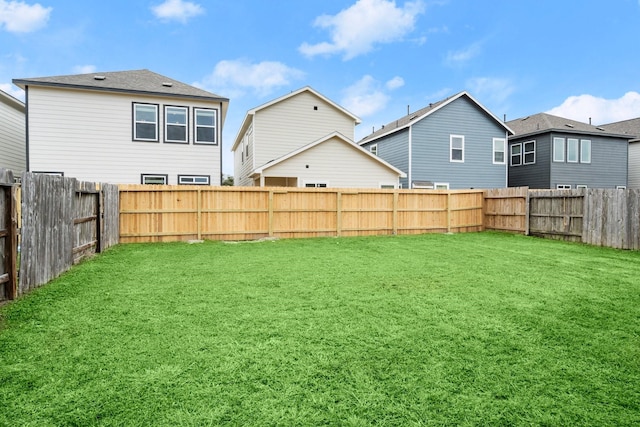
600 117 640 142
13 69 227 101
506 112 629 139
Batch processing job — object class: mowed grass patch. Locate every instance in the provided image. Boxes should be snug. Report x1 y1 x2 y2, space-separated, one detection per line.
1 232 639 426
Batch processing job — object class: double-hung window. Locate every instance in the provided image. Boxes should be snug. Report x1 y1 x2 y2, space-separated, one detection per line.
194 108 217 144
493 138 506 164
450 135 464 162
165 106 188 143
580 140 591 163
133 103 158 141
567 138 579 163
371 144 378 156
510 143 522 166
553 137 565 162
523 141 535 164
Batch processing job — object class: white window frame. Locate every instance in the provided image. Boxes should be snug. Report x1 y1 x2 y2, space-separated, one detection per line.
370 144 378 156
567 138 579 163
178 175 210 185
133 103 158 142
576 184 588 189
434 182 450 190
553 137 565 162
194 108 217 145
165 106 188 143
303 181 329 188
556 184 571 190
580 139 591 163
523 140 536 165
141 174 168 185
510 143 522 166
616 185 627 190
450 135 464 162
493 138 506 164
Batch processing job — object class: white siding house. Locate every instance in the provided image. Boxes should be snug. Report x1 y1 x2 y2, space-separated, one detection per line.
13 70 228 185
601 118 640 188
0 88 26 173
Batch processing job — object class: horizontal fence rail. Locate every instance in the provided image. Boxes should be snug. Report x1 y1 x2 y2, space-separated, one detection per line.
119 186 486 243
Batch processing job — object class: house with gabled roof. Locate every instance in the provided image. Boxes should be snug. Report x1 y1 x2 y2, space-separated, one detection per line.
0 88 26 173
506 113 631 189
359 91 513 189
600 117 640 188
231 86 403 188
13 69 229 185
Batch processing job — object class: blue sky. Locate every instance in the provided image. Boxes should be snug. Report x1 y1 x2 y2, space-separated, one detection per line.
1 0 639 175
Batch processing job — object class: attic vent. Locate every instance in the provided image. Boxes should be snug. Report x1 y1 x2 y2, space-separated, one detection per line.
409 115 417 121
596 126 605 131
521 116 529 121
162 82 173 87
565 123 574 128
93 75 106 80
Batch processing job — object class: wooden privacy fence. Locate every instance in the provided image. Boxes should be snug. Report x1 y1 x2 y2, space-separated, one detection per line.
0 169 18 301
0 169 119 302
119 185 486 242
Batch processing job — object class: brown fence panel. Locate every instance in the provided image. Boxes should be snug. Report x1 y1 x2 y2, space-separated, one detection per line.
0 169 18 301
118 186 486 242
528 189 584 242
484 187 529 234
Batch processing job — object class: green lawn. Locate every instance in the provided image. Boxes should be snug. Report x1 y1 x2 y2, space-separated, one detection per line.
1 232 639 426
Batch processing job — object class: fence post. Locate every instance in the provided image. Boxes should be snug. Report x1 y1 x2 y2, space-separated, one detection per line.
446 192 451 233
336 191 342 237
268 189 274 237
197 187 202 240
393 191 398 235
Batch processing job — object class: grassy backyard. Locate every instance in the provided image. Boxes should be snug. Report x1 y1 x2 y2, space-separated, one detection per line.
0 232 639 426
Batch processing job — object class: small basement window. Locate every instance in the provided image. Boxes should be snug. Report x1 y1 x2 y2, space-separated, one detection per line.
178 175 210 185
141 174 168 185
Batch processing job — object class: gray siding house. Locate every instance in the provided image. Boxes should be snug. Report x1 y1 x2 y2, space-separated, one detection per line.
507 113 630 189
600 117 640 188
359 91 513 189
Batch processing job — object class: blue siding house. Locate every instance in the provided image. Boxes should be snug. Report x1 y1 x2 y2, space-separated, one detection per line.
359 91 513 189
506 113 631 189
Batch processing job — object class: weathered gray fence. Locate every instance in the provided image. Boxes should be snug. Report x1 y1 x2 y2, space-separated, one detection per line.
582 189 640 250
0 170 120 302
0 169 18 301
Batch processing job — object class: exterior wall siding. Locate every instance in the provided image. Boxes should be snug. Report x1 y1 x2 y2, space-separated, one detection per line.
629 141 640 188
409 97 507 189
0 93 26 172
508 135 551 189
549 132 627 189
263 137 399 188
235 122 256 186
27 86 222 185
253 91 356 168
361 130 409 188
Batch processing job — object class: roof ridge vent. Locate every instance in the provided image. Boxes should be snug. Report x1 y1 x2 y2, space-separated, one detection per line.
565 123 574 128
162 82 173 87
596 126 605 131
93 75 106 80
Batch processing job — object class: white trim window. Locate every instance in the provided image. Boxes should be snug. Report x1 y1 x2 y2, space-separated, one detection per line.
304 182 328 188
553 137 565 162
576 184 588 189
567 138 579 163
133 103 158 141
616 185 627 190
165 106 188 143
580 139 591 163
523 141 536 164
380 183 396 189
194 108 217 145
493 138 506 164
450 135 464 162
178 175 210 185
556 184 571 190
510 143 522 166
434 182 450 189
141 174 168 185
370 144 378 156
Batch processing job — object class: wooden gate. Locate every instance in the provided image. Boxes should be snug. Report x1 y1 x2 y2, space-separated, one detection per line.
0 170 18 301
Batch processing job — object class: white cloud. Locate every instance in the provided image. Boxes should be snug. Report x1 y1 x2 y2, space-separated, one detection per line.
195 59 305 98
299 0 426 60
466 77 515 105
0 83 25 100
385 76 405 90
0 0 51 33
341 75 391 118
72 65 96 74
445 41 483 66
547 92 640 125
151 0 204 24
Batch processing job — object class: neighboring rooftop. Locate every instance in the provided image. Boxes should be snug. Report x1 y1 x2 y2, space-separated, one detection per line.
0 88 25 112
506 112 629 139
600 117 640 142
358 91 512 145
12 69 228 102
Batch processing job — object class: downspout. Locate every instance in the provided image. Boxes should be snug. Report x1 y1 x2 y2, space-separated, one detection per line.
408 125 412 188
505 130 508 187
219 101 223 186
